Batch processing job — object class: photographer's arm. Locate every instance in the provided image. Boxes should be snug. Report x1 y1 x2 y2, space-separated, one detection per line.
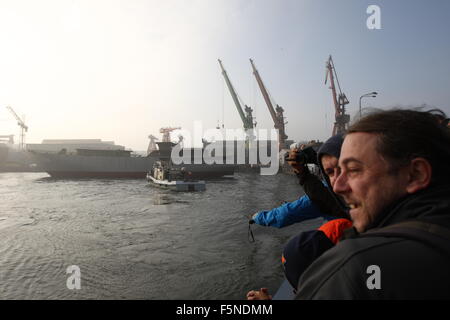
299 170 349 219
250 194 331 228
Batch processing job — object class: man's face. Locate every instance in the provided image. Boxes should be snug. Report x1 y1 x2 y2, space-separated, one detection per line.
321 154 339 188
333 132 410 232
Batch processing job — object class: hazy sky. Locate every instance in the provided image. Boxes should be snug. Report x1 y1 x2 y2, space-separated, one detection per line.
0 0 449 151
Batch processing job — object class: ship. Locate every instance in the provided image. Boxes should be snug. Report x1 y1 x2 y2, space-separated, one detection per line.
147 141 236 179
147 161 206 192
27 139 235 179
29 148 156 179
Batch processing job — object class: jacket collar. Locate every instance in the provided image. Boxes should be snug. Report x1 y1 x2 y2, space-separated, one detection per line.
368 183 450 230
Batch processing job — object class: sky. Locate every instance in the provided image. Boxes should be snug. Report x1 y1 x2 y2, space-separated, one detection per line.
0 0 449 151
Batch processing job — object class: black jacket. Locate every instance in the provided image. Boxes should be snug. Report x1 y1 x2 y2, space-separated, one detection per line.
298 133 349 219
295 183 450 299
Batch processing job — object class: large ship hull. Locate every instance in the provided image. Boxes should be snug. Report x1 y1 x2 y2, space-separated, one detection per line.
47 171 149 179
30 152 156 178
175 164 235 178
29 152 235 179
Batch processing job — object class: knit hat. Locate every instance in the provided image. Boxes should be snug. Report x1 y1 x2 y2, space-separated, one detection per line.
282 230 334 290
282 218 352 290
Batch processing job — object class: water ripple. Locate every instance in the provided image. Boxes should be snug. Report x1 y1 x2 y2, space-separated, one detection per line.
0 172 321 299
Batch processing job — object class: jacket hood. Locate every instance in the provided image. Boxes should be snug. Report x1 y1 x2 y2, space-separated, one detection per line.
317 133 344 187
316 134 348 213
317 133 344 164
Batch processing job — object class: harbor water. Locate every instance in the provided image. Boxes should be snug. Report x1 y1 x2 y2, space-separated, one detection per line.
0 172 323 299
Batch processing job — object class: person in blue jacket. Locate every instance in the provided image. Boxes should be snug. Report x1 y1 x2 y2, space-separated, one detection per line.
251 195 335 228
250 134 348 228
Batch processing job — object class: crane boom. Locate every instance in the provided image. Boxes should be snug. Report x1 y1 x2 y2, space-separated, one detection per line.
159 127 181 142
6 105 28 150
218 59 255 131
250 58 288 150
6 105 28 131
325 55 350 136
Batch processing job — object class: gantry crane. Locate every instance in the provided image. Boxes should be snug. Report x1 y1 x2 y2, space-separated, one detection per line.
159 127 181 143
6 105 28 150
218 59 256 135
325 55 350 136
250 59 288 151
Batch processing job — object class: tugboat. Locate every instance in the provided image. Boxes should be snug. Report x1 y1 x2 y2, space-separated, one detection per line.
147 161 206 191
146 141 205 192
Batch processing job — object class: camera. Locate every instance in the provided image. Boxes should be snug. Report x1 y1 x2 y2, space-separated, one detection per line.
284 145 320 165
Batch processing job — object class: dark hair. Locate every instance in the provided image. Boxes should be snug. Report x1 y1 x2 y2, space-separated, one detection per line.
347 108 450 184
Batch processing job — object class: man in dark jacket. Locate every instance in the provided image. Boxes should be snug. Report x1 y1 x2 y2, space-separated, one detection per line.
250 134 348 228
296 108 450 299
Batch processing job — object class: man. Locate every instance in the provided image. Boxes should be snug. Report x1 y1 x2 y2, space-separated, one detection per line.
250 134 348 228
296 109 450 299
246 135 351 300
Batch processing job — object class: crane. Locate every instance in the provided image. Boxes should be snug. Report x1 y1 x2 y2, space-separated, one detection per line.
249 58 288 151
147 134 159 155
218 59 256 135
159 127 181 143
325 55 350 136
6 105 28 150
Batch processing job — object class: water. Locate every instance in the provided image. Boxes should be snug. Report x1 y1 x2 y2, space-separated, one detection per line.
0 172 323 299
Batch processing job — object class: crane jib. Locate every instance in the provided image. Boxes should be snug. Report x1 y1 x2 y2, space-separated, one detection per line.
218 59 255 131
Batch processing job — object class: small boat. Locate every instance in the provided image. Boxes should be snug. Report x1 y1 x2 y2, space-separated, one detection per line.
147 161 205 192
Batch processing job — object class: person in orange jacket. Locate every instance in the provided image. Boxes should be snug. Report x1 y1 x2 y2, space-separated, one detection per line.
247 218 353 300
